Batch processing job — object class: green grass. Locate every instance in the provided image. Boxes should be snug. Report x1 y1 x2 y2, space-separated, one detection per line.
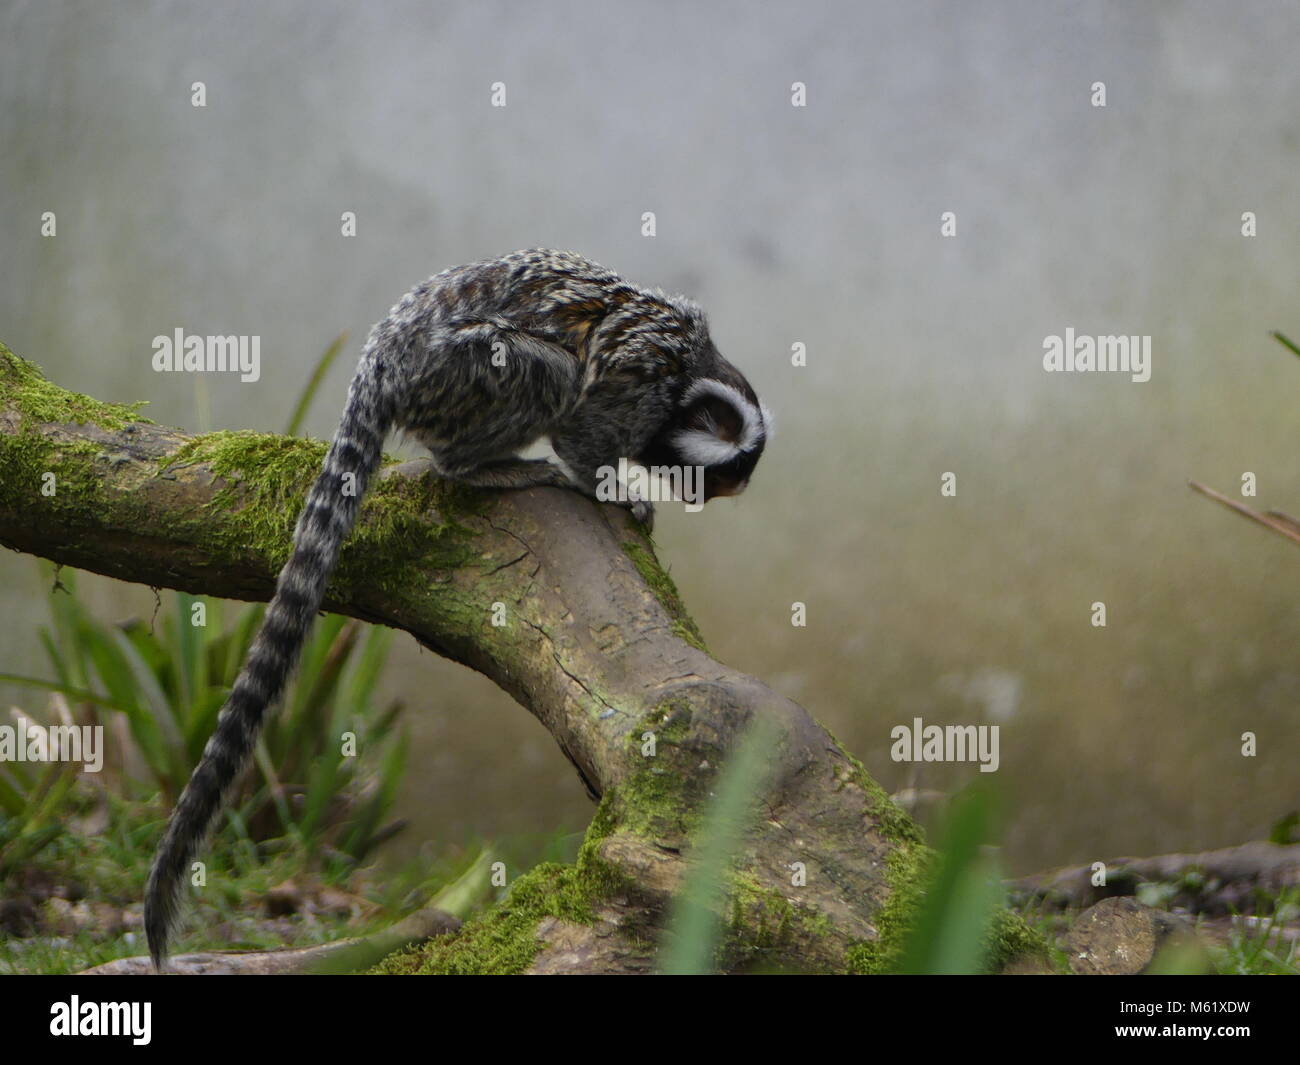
0 778 504 974
0 567 409 873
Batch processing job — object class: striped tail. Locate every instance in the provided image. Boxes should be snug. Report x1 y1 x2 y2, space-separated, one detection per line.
144 359 392 969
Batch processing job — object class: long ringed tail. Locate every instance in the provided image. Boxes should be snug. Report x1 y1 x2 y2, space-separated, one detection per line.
144 351 392 969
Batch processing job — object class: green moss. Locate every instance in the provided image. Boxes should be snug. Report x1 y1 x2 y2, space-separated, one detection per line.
373 861 588 975
169 431 328 567
0 429 103 516
723 873 834 971
621 540 708 652
829 736 927 848
0 345 154 520
168 429 481 594
845 838 932 974
607 764 693 842
606 699 700 841
0 348 489 612
0 344 151 430
981 908 1052 973
838 809 1050 974
377 724 945 975
374 794 633 975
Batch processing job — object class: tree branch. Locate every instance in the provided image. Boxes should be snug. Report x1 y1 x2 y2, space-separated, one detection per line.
0 341 947 974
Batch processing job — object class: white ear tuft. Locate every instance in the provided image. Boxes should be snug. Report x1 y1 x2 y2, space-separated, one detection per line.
673 428 743 466
678 379 768 459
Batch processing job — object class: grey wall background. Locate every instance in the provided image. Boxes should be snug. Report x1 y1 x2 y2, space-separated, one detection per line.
1 0 1296 874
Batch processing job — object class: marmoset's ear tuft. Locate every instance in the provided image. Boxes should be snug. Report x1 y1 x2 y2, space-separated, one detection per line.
672 379 768 466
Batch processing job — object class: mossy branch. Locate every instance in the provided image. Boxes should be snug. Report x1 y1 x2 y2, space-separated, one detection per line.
0 341 951 974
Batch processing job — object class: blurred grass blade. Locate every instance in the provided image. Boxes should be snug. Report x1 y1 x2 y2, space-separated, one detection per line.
339 731 408 861
306 855 491 975
285 332 348 437
1271 331 1300 358
660 714 780 975
172 592 205 713
0 674 136 716
0 769 29 815
344 626 393 709
429 850 493 917
218 604 264 684
182 687 227 765
898 783 1004 974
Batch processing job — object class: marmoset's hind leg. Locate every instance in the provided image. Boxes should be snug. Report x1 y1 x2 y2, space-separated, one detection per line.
403 327 582 492
431 443 652 527
434 453 571 490
438 453 652 528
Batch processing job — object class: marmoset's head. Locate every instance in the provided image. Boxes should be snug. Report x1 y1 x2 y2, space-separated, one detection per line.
645 377 771 501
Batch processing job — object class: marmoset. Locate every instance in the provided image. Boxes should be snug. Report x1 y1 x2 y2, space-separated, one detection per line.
144 248 770 967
